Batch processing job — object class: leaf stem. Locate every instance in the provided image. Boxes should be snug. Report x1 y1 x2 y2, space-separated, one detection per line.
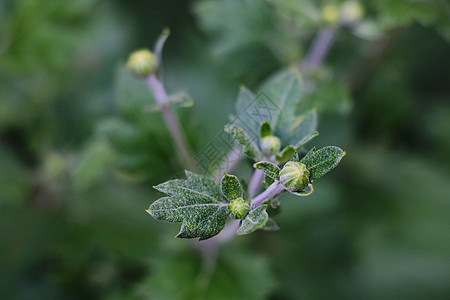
146 75 196 171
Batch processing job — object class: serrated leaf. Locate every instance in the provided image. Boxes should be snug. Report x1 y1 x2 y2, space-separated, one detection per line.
221 173 243 201
237 205 269 235
260 120 271 138
263 218 280 231
224 124 261 160
253 161 280 180
148 171 229 240
276 145 296 164
300 146 346 181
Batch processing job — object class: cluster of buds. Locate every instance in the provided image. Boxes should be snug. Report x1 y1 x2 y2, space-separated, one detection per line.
321 1 364 26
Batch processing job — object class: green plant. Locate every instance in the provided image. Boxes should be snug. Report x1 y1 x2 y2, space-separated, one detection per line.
124 32 346 241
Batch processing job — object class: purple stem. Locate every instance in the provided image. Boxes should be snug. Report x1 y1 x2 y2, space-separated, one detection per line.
300 27 338 75
251 181 285 207
146 75 196 171
248 169 265 197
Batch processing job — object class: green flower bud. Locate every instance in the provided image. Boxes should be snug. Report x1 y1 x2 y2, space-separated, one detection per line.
279 161 310 192
260 135 281 155
228 198 249 219
321 4 339 25
340 1 364 24
126 49 157 77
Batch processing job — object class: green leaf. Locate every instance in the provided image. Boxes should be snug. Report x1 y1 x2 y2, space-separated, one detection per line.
148 171 229 240
258 71 318 148
237 205 269 235
260 120 272 138
276 145 296 164
263 218 280 231
224 124 261 160
221 173 243 201
300 146 346 181
234 86 261 136
289 183 314 197
168 92 195 108
259 71 302 129
253 161 280 180
137 248 276 299
286 111 318 149
294 130 319 150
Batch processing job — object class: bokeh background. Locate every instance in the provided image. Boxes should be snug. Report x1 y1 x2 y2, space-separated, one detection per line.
1 0 449 299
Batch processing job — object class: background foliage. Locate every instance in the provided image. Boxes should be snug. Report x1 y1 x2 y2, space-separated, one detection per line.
1 0 449 299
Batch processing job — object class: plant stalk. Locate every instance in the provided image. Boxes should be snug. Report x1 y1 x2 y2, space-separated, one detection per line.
300 26 338 75
251 181 285 207
146 75 196 171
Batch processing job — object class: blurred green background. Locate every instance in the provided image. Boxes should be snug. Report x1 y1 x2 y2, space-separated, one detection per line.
1 0 449 299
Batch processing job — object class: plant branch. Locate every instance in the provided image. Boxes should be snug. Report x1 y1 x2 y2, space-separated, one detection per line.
247 169 265 197
300 26 338 75
146 75 196 171
251 181 285 207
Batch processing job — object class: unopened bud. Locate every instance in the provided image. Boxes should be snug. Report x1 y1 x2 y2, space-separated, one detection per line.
127 49 157 77
228 198 249 219
279 161 309 192
322 4 339 25
341 1 364 24
260 135 281 155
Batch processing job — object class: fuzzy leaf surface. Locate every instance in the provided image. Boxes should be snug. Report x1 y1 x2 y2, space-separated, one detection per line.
237 205 269 235
148 171 229 240
221 173 243 201
300 146 346 181
254 161 280 180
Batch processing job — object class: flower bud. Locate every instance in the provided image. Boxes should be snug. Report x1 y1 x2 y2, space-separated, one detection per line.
279 161 310 192
260 135 281 155
340 1 364 24
126 49 157 77
228 198 249 219
322 4 339 25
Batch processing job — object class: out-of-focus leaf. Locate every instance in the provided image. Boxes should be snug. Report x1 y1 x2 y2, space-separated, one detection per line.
224 124 261 160
72 138 115 190
136 248 276 299
263 218 280 231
